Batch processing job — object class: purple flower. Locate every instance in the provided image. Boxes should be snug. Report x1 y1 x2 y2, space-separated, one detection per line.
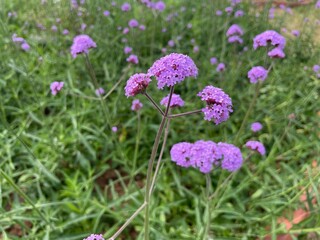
247 66 268 84
218 142 243 172
139 25 146 31
210 57 218 65
191 140 222 173
161 48 167 53
70 35 96 58
103 10 110 16
316 0 320 8
245 140 266 156
231 0 241 6
148 53 198 89
154 1 166 11
198 86 233 125
112 126 118 132
123 27 130 34
253 30 286 50
51 25 58 32
21 42 30 51
170 142 193 168
168 40 175 47
235 10 244 17
313 65 320 73
83 234 105 240
12 34 25 43
225 6 233 14
95 87 105 96
81 23 87 31
193 45 199 53
228 36 243 44
124 73 151 97
121 2 131 12
216 10 222 16
50 81 64 95
128 19 139 28
62 29 69 35
268 47 285 58
216 63 225 72
131 99 143 111
124 46 132 54
251 122 263 132
226 24 244 37
126 54 139 64
160 93 184 108
291 30 300 37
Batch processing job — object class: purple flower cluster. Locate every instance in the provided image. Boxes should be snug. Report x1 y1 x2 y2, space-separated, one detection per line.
12 34 30 51
124 46 132 54
170 140 242 173
83 234 105 240
50 81 64 95
131 99 143 111
141 0 166 12
70 35 96 58
95 87 105 96
247 66 268 84
198 86 233 125
160 93 184 108
148 53 198 89
251 122 263 132
121 2 131 12
124 73 151 97
128 19 139 28
126 54 139 64
245 140 266 156
216 63 226 72
253 30 286 59
316 0 320 8
226 24 244 44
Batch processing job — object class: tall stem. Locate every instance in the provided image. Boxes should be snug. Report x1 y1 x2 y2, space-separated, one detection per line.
168 109 202 119
144 86 174 240
203 174 212 240
144 92 164 116
133 111 141 174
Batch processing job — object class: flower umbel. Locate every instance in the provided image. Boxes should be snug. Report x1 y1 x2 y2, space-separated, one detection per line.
218 142 243 172
70 35 97 58
160 93 184 108
124 73 151 97
246 140 266 155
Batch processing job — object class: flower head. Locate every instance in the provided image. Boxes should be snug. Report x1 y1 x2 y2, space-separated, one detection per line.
268 47 285 58
21 42 30 51
95 87 105 96
313 65 320 73
198 86 233 125
124 46 132 54
50 81 64 95
235 10 244 17
251 122 263 132
226 24 244 37
247 66 268 84
148 53 198 89
126 54 139 64
83 234 105 240
124 73 151 97
210 57 218 65
218 142 243 172
112 126 118 132
190 140 222 173
216 63 226 72
128 19 139 28
253 30 286 50
246 140 266 155
70 35 96 58
228 35 243 44
131 99 143 111
121 2 131 11
160 93 184 108
154 1 166 11
103 10 110 16
291 30 300 37
62 29 69 35
170 142 193 168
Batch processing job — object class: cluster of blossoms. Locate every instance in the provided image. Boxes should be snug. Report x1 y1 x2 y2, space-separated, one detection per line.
12 34 30 51
251 122 263 132
141 0 166 12
210 57 225 72
226 24 244 44
121 2 131 12
197 86 233 125
50 81 64 95
312 64 320 78
70 35 97 58
83 234 105 240
131 99 143 111
253 30 286 58
247 66 268 84
125 73 151 97
160 93 184 108
245 140 265 156
170 141 243 173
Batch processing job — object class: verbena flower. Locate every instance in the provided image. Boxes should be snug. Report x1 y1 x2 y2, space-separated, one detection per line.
131 99 143 111
291 30 300 37
139 25 146 31
316 0 320 8
112 126 118 132
160 93 184 108
62 29 69 35
198 86 233 125
218 142 243 172
83 234 105 240
70 35 96 58
313 65 320 73
124 46 132 54
226 24 244 37
121 2 131 11
154 1 165 11
103 10 110 16
12 34 25 43
235 10 244 17
95 87 105 96
245 140 266 155
128 19 139 28
123 27 130 34
168 40 175 47
216 63 225 72
126 54 139 64
247 66 268 84
228 35 243 44
216 10 222 16
170 142 193 168
251 122 262 132
21 42 30 51
253 30 286 50
124 73 151 97
268 47 285 58
210 57 218 65
190 140 222 173
50 81 64 95
225 6 233 14
148 53 198 89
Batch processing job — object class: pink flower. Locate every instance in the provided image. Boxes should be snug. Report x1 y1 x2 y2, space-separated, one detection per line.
131 99 143 111
126 54 139 64
50 81 64 95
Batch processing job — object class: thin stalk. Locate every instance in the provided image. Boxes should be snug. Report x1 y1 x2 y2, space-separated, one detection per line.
203 174 212 240
168 109 202 119
108 202 147 240
144 92 164 116
234 82 261 144
84 54 112 129
133 111 141 174
149 113 171 196
144 86 174 240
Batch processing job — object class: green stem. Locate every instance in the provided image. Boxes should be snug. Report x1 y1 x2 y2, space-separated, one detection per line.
133 111 141 174
167 109 202 119
144 92 164 116
203 174 212 240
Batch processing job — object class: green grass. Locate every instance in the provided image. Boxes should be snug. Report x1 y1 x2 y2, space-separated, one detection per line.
0 0 319 239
